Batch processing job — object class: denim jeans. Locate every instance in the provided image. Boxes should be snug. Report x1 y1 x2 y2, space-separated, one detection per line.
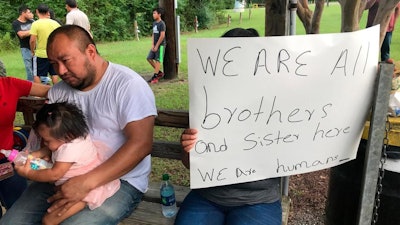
0 158 27 210
381 31 392 62
174 191 282 225
0 180 143 225
20 48 33 82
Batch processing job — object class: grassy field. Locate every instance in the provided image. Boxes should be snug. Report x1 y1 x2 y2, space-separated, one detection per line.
3 4 400 185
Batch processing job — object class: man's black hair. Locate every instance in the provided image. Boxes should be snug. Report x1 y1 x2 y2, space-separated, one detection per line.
36 3 49 14
18 5 30 15
66 0 78 8
153 7 165 16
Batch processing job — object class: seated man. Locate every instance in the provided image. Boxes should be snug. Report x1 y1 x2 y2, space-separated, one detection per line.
0 25 157 224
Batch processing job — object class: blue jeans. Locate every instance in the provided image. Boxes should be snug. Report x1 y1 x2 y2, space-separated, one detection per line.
0 166 27 209
381 31 392 62
174 191 282 225
20 48 33 82
0 180 143 225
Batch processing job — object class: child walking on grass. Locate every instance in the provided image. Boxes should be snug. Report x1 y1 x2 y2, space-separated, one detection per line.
14 102 120 225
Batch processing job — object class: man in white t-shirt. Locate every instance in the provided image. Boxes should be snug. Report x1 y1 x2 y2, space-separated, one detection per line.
0 25 157 224
65 0 92 37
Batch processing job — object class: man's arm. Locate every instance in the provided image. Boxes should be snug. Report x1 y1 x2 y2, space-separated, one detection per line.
13 21 31 39
151 33 155 49
29 34 37 56
16 30 31 39
47 115 155 214
154 31 165 50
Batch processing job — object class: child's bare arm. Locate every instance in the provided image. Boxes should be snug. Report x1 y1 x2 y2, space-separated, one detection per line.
30 147 51 160
15 160 72 183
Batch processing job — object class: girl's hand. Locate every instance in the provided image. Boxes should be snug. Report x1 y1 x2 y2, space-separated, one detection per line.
180 128 198 153
14 157 32 178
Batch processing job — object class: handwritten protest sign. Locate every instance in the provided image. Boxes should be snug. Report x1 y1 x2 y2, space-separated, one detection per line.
188 26 380 189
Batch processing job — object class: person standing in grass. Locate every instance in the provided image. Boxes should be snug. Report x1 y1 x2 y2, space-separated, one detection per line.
366 0 400 63
30 3 60 85
12 5 35 82
147 7 166 84
65 0 92 37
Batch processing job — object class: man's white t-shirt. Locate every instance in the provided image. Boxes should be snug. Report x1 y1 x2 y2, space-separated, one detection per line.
48 62 157 192
66 8 91 33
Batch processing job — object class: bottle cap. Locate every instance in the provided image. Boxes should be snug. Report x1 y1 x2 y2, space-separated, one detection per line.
162 174 170 181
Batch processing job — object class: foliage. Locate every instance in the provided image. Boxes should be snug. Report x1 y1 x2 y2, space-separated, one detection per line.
0 0 241 46
1 0 144 44
0 33 18 53
177 0 232 30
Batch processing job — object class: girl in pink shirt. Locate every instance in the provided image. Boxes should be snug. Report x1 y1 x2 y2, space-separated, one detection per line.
15 102 120 225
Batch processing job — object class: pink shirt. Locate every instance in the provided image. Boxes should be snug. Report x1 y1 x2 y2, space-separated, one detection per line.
53 136 120 209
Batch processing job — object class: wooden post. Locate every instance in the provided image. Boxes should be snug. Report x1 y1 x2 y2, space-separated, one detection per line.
249 7 252 19
194 16 198 33
227 14 231 27
159 0 178 79
134 20 139 41
239 12 242 24
265 0 289 36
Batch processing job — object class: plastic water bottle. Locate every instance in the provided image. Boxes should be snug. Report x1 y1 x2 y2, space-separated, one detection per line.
0 149 53 170
160 173 177 218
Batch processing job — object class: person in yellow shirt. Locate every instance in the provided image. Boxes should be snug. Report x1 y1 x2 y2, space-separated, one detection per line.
30 3 60 85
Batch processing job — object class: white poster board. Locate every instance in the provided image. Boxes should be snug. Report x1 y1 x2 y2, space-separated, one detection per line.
188 26 380 189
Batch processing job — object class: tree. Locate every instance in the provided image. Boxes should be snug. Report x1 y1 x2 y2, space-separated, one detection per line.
293 0 400 47
297 0 324 34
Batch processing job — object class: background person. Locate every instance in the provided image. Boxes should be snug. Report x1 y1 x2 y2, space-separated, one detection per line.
49 9 63 25
0 25 157 225
12 5 34 82
65 0 92 37
147 7 166 84
174 28 282 225
30 3 60 85
366 0 400 62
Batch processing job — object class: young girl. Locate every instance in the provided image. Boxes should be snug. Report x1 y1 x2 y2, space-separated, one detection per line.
14 102 120 225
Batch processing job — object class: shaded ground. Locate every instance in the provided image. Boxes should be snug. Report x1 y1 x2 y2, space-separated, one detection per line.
288 169 330 225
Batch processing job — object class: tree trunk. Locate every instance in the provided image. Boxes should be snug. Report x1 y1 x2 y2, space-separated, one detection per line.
265 0 289 36
338 0 362 32
297 0 324 34
297 0 313 33
311 0 325 34
372 0 400 47
159 0 178 79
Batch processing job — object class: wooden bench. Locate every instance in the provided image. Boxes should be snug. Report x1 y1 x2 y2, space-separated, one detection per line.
16 97 290 225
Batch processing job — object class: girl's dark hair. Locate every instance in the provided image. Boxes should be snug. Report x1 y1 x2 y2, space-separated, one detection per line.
221 28 260 37
33 102 89 142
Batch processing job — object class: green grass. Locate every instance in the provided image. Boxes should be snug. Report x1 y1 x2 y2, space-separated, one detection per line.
4 4 400 186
